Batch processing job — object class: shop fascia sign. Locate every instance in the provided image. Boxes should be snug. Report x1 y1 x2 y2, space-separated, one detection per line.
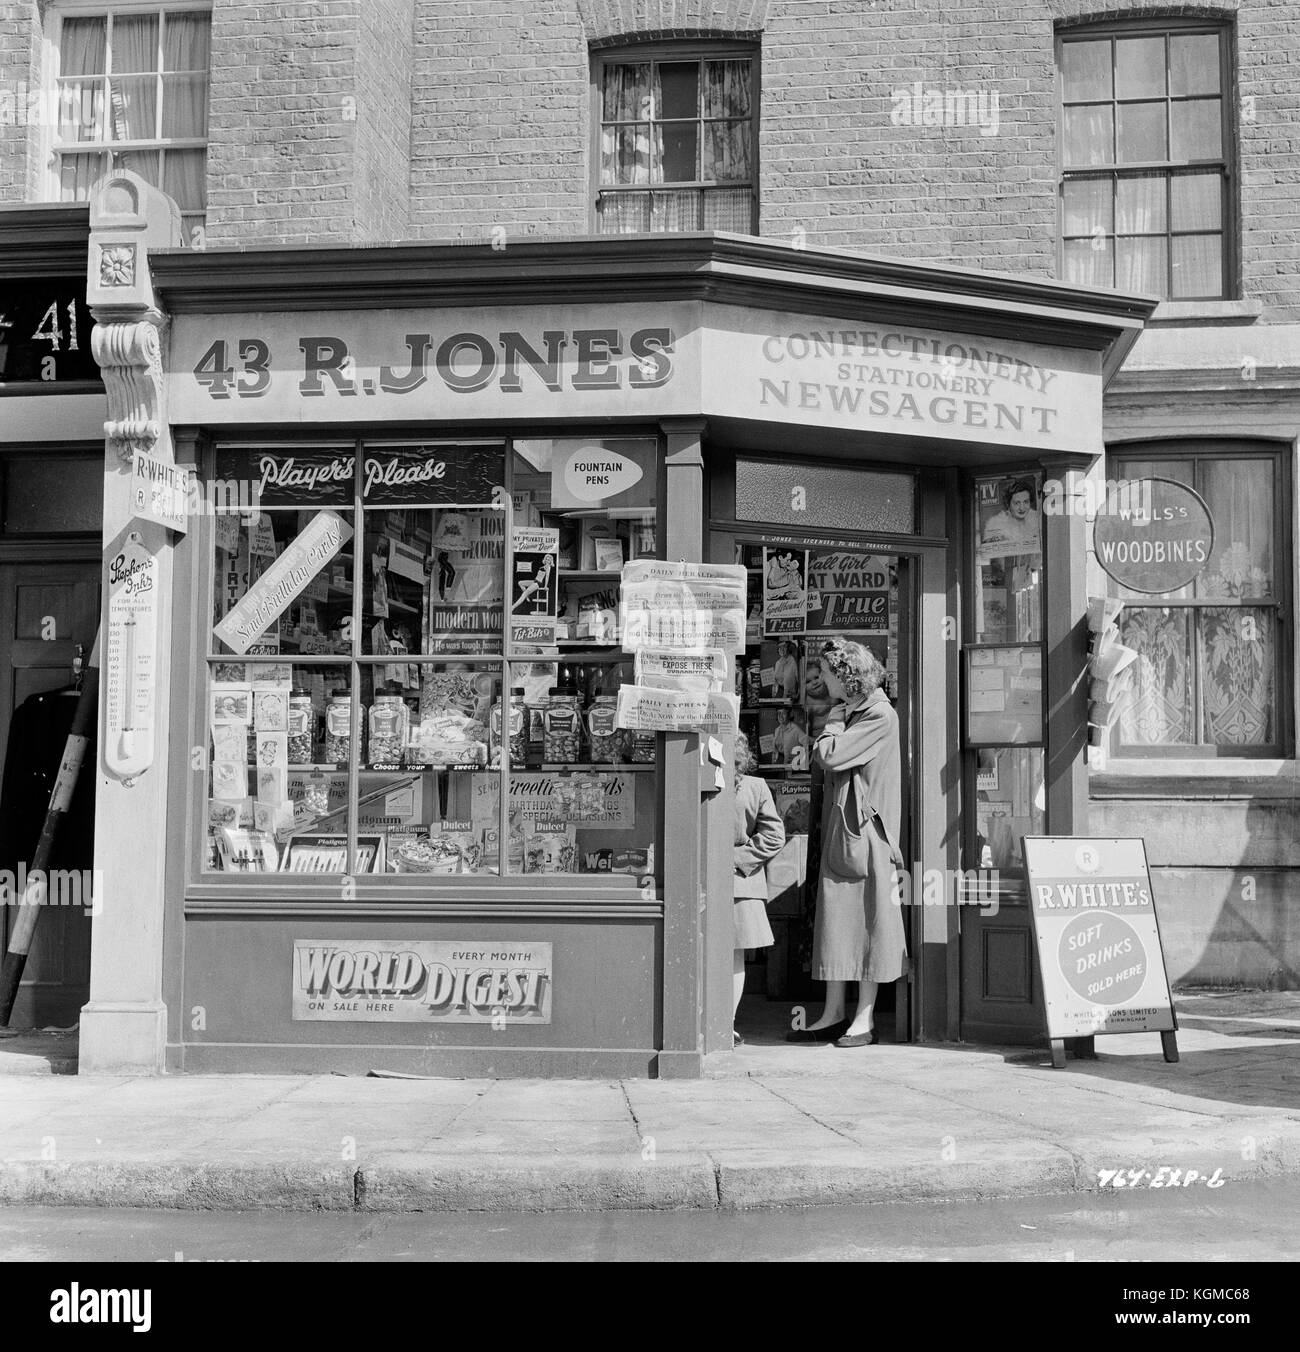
168 300 1101 456
703 304 1103 457
168 304 693 424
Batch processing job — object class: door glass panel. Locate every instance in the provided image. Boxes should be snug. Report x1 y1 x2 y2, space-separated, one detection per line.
972 747 1044 873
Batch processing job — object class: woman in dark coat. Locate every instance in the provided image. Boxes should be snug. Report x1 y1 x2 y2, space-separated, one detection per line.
787 639 906 1048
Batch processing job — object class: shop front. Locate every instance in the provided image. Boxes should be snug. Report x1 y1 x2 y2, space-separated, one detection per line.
76 178 1155 1075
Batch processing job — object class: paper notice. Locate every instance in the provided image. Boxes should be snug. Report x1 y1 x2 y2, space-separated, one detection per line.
615 685 739 735
634 648 728 692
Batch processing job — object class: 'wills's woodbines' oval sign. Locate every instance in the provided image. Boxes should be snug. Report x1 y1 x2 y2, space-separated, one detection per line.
1092 477 1215 594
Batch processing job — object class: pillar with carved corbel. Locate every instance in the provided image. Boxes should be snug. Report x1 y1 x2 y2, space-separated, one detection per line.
78 172 183 1074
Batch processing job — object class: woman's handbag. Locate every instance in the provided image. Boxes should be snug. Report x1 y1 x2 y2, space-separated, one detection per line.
824 768 871 880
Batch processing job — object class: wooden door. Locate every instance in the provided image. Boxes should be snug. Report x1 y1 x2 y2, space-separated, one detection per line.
0 562 101 1027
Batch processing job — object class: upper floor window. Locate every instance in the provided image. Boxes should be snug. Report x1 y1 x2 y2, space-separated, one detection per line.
594 47 757 235
51 5 210 246
1058 24 1231 299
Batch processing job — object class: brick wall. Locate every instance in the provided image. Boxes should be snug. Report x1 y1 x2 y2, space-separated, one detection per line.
0 2 44 203
1 0 1297 316
205 0 413 246
409 1 589 241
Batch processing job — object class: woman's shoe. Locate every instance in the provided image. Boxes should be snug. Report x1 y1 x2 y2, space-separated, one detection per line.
785 1019 851 1044
834 1029 879 1048
732 1030 745 1048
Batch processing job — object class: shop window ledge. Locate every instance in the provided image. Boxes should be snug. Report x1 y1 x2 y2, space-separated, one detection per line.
1091 761 1300 800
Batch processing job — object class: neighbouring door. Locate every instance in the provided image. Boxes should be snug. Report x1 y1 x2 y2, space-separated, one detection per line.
0 561 101 1028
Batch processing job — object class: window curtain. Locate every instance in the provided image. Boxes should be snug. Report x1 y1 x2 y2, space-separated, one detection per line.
703 61 751 183
600 64 651 185
58 152 105 202
1200 461 1273 597
109 15 159 141
164 149 206 211
58 18 106 143
163 12 211 139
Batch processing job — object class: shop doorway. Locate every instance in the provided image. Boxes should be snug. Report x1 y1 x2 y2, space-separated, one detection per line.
709 528 916 1043
0 559 101 1028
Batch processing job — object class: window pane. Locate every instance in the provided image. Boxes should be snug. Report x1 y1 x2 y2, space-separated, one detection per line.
61 18 106 76
651 189 699 230
163 148 206 210
108 76 157 140
1063 177 1112 235
1117 235 1168 293
110 14 159 73
1065 105 1113 166
58 80 105 142
212 508 356 658
1118 607 1193 745
362 662 504 875
1115 35 1166 99
704 60 750 118
1061 39 1112 102
1063 236 1112 287
703 119 750 182
597 190 649 233
1200 608 1275 747
973 747 1044 872
702 186 752 231
1171 234 1223 299
657 123 698 183
1171 98 1222 160
1116 173 1166 233
656 62 698 119
162 73 209 137
359 507 504 656
1171 33 1220 96
1199 460 1274 597
163 12 211 70
975 473 1042 643
600 124 650 184
1171 172 1221 230
1117 101 1166 162
602 63 650 121
112 148 160 189
205 661 353 873
58 152 104 201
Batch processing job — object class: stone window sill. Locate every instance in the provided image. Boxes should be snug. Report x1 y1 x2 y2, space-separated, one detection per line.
1146 299 1263 326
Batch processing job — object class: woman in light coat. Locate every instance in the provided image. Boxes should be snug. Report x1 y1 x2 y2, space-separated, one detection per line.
733 731 785 1046
787 639 906 1048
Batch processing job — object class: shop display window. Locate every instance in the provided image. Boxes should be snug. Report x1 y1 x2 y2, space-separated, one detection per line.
198 438 662 885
